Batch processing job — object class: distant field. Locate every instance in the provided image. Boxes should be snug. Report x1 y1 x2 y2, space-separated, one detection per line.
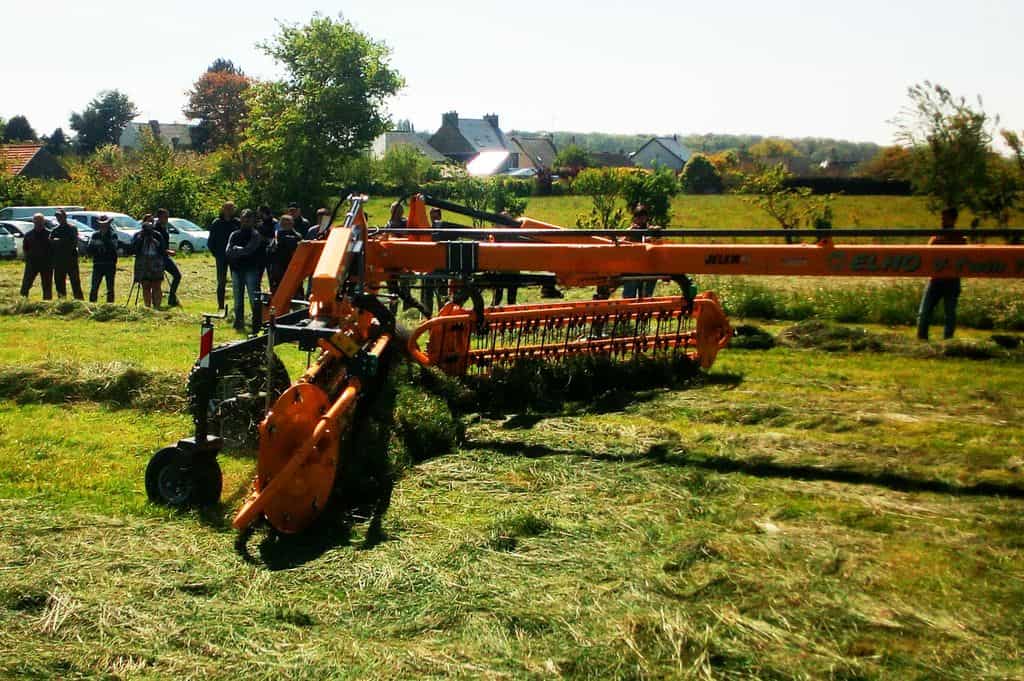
1 196 1023 678
363 194 1024 229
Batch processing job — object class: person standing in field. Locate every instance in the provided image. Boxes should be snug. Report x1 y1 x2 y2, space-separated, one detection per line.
917 208 967 340
50 208 84 300
288 202 310 237
132 215 166 307
267 214 303 294
225 209 264 332
622 204 658 298
20 213 54 300
87 216 119 303
207 201 240 310
154 209 182 307
305 207 330 240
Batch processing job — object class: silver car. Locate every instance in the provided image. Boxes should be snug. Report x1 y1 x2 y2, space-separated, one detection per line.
167 218 209 254
66 211 141 255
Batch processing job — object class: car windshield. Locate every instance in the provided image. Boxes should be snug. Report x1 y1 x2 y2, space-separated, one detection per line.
111 215 141 230
170 218 203 232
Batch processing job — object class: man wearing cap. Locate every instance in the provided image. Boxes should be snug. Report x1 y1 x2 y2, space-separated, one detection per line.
50 208 84 299
20 213 54 299
87 215 119 303
154 209 183 306
288 202 310 238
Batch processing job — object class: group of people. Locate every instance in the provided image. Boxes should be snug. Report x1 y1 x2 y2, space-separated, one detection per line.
17 199 966 340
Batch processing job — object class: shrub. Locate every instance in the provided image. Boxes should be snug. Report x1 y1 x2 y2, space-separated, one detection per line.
620 166 678 226
680 154 724 194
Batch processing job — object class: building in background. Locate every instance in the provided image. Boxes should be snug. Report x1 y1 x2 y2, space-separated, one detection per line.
631 136 691 172
507 135 558 172
428 111 516 175
371 131 448 162
0 144 69 180
119 120 197 150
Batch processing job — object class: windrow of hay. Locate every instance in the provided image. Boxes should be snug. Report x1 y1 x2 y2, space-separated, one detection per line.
0 300 177 323
776 319 1024 359
0 361 186 411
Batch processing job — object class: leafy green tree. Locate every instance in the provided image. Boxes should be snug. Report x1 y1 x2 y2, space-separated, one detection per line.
894 81 993 224
377 145 432 194
1004 130 1024 173
242 14 404 207
741 163 834 236
69 90 139 153
857 145 912 181
620 167 678 226
679 154 723 194
976 154 1021 227
572 168 625 228
43 128 70 155
184 60 252 150
554 144 591 174
2 115 38 142
748 138 798 164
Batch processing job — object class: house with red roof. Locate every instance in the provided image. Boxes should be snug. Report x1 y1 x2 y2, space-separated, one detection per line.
0 144 69 180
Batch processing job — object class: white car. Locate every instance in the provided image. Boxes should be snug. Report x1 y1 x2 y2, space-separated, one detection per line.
0 223 18 258
66 211 141 254
167 218 209 254
1 218 93 257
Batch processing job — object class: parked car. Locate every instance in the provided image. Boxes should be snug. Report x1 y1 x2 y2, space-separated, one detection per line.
1 217 93 257
0 224 17 259
0 221 32 258
166 218 209 254
65 211 140 254
0 205 84 220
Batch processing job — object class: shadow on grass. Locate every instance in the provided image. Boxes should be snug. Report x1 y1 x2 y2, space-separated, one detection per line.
468 439 1024 499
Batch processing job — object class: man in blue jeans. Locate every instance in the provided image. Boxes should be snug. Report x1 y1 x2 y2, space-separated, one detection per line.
917 208 967 340
225 209 264 333
154 209 182 306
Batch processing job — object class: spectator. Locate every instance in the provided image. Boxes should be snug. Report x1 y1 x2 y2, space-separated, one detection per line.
50 208 84 299
20 213 54 300
267 214 303 294
257 205 278 286
288 202 310 237
154 209 182 306
87 215 119 303
132 215 166 307
917 208 967 340
385 202 412 311
207 201 240 309
305 207 330 240
420 207 446 314
622 204 658 299
226 209 264 332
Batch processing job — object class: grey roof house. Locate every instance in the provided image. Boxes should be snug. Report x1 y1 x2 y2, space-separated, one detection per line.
631 136 692 172
507 135 558 171
371 131 447 163
119 120 197 150
428 112 516 174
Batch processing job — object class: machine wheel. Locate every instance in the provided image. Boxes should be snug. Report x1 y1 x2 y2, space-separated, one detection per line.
145 447 222 508
179 241 194 255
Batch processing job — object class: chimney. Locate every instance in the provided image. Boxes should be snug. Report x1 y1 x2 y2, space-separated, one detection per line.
484 113 500 131
442 111 458 128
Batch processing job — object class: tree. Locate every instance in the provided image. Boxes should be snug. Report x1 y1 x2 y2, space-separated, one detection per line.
241 14 404 207
741 163 834 237
748 138 798 164
43 128 70 155
857 145 912 181
377 145 432 194
894 81 993 224
1004 130 1024 173
976 154 1021 227
554 144 591 175
2 115 38 142
573 168 626 228
620 167 678 226
679 154 724 194
69 90 138 153
184 62 253 151
394 118 415 132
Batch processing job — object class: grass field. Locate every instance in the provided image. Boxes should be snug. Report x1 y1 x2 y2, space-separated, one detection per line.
1 196 1023 679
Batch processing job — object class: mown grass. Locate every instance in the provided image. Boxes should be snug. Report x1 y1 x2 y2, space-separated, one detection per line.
1 197 1023 678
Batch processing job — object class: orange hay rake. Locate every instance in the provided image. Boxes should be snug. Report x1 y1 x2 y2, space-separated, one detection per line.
144 193 1024 536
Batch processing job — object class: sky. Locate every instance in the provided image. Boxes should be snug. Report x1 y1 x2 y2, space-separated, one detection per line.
3 0 1023 146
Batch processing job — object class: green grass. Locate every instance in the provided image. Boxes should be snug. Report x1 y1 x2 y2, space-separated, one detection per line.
1 196 1023 678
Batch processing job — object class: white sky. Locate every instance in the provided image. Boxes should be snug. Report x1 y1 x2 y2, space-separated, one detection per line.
3 0 1022 145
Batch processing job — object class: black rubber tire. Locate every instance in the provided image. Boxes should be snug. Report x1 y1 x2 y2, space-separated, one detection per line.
179 241 193 255
145 447 222 508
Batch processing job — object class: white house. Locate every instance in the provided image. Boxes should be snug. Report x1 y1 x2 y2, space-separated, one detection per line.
119 120 197 150
371 131 447 163
631 136 691 172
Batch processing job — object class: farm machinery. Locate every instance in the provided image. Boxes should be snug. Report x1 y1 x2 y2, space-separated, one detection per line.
145 193 1024 535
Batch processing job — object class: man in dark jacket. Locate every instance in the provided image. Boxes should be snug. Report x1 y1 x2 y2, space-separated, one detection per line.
267 214 304 294
288 202 310 238
257 205 278 287
154 209 182 306
226 209 264 332
50 209 84 299
207 201 239 309
87 215 119 303
20 214 54 299
917 208 968 340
